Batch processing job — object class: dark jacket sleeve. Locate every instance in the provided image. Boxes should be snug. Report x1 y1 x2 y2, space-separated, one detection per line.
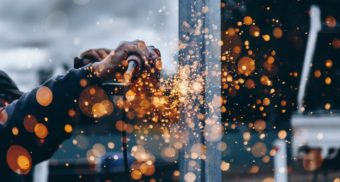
0 66 101 173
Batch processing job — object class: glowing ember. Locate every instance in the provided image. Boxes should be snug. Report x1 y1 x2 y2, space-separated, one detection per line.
220 161 230 171
251 142 267 157
325 16 337 28
278 130 287 139
131 169 142 180
23 115 38 132
237 56 255 76
254 119 266 132
272 27 283 39
34 123 48 139
184 172 196 182
64 124 73 133
12 127 19 136
36 86 53 107
6 145 32 174
243 16 253 26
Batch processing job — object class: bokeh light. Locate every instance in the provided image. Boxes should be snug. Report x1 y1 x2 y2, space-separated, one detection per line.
34 123 48 139
6 145 32 174
36 86 53 107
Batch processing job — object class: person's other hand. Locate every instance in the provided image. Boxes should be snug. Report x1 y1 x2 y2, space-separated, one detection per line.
93 40 148 81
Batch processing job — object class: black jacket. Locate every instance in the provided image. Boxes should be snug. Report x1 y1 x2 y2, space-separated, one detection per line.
0 67 101 181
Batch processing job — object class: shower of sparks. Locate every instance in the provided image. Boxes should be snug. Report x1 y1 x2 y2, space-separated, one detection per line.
0 1 339 181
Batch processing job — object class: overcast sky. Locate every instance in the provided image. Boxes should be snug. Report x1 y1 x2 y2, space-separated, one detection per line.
0 0 178 91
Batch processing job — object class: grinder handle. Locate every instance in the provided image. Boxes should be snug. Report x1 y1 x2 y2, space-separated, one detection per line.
124 54 142 83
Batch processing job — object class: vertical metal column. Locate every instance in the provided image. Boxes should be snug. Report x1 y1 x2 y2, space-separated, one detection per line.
178 1 206 181
274 140 288 182
179 0 221 181
202 1 222 181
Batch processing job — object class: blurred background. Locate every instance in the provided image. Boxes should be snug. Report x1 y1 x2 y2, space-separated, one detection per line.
1 0 340 182
0 0 178 91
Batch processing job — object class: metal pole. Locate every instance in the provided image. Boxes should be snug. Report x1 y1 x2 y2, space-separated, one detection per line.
203 0 222 181
297 5 321 113
274 140 288 182
179 0 222 181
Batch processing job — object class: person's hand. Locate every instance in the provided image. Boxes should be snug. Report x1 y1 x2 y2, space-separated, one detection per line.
92 40 149 81
80 48 112 61
74 48 112 69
